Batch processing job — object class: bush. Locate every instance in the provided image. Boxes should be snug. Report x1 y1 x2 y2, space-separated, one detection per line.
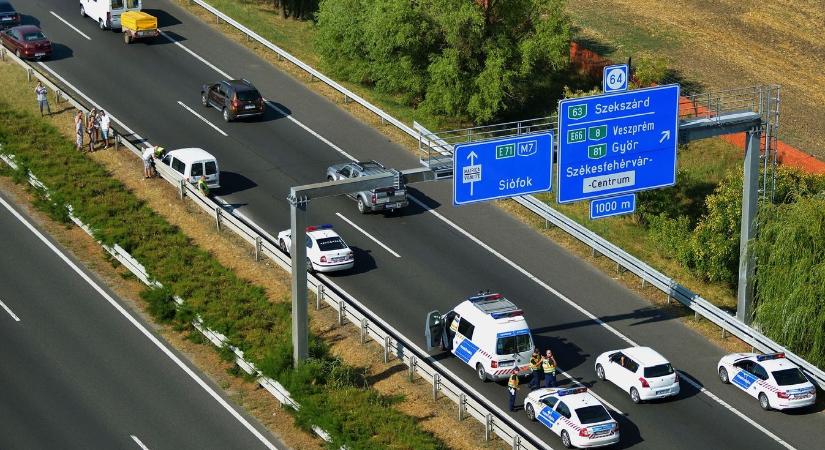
0 102 445 449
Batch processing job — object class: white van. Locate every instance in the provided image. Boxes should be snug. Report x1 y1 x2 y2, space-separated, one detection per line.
161 148 220 190
426 292 534 382
80 0 142 30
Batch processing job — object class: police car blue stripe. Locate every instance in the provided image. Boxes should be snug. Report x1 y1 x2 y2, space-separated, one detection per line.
496 329 531 338
454 339 479 364
537 406 560 429
732 370 757 389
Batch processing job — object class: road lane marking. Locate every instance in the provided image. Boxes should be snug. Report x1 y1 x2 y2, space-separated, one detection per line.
557 369 624 416
0 298 20 322
130 435 149 450
177 101 228 136
33 38 795 450
159 31 232 79
0 195 280 450
50 11 91 41
335 213 400 258
678 371 794 450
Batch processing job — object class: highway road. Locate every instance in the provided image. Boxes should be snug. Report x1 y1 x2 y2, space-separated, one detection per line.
0 193 282 449
15 0 825 448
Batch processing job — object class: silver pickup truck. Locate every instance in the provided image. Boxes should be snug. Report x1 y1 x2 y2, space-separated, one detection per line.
326 160 409 214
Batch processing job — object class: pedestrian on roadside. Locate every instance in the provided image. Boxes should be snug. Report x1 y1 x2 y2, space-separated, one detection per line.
74 111 84 151
142 146 155 178
35 81 50 116
86 109 97 152
529 347 543 389
542 349 558 388
99 110 111 148
507 370 520 412
197 176 210 196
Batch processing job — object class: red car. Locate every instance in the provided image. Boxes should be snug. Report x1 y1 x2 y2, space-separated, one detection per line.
1 25 51 60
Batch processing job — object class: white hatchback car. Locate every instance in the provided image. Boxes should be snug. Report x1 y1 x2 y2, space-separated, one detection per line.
717 352 816 411
595 346 680 403
524 387 619 449
277 224 354 273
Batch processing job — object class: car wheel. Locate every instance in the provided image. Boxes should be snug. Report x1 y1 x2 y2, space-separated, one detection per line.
279 239 288 255
123 33 131 44
526 403 536 421
759 392 771 411
327 176 334 182
719 367 730 384
306 258 315 274
596 364 605 381
630 387 641 404
222 107 231 122
201 92 209 107
561 430 573 449
15 49 21 58
80 5 86 17
476 364 488 382
99 19 106 30
357 197 368 214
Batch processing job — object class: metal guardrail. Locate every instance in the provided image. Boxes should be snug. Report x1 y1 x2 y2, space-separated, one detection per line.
1 48 546 449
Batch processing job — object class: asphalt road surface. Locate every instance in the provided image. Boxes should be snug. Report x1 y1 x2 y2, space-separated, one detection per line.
0 193 282 449
12 0 825 448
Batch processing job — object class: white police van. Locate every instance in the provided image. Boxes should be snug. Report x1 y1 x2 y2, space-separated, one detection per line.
426 291 534 381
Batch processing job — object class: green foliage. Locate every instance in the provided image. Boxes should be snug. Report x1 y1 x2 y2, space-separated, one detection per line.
631 52 668 87
315 0 572 123
0 102 445 449
754 197 825 368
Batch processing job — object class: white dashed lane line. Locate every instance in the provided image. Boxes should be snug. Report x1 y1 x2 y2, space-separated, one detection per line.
177 101 228 137
0 297 20 322
335 213 401 258
50 11 92 41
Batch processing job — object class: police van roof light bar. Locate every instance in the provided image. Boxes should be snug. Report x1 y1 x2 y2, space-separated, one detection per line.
491 310 524 320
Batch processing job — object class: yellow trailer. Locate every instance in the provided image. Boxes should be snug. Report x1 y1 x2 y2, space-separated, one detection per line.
121 11 158 44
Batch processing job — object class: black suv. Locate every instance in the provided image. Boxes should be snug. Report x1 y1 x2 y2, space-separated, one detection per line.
201 79 264 122
0 1 21 29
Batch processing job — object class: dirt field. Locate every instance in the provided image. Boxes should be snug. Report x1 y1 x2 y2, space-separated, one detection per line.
567 0 825 160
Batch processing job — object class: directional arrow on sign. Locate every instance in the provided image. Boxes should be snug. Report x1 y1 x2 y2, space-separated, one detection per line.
467 151 479 195
659 130 671 143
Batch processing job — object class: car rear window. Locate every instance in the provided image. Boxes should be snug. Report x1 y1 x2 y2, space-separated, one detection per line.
644 363 674 378
496 334 531 355
205 161 217 175
316 237 347 251
575 405 611 425
23 32 45 42
772 368 808 386
235 89 261 101
191 163 203 177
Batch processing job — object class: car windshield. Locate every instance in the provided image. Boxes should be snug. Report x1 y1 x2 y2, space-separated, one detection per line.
575 405 611 425
643 363 674 378
0 3 13 13
316 237 347 251
23 32 45 42
496 333 531 355
772 368 808 386
236 89 260 101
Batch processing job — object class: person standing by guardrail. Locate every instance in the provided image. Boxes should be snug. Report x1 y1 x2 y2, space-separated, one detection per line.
74 111 84 152
142 146 157 178
542 349 558 388
529 347 543 389
34 81 50 116
99 110 111 149
507 370 520 412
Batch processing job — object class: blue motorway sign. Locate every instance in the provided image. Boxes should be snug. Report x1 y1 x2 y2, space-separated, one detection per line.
590 193 636 220
603 64 628 93
453 132 553 206
557 84 680 204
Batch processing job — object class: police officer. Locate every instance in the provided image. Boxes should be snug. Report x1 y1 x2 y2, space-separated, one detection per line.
197 177 210 196
529 347 543 389
543 349 558 388
507 370 520 412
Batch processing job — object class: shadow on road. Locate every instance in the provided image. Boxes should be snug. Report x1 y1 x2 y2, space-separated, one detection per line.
217 171 257 195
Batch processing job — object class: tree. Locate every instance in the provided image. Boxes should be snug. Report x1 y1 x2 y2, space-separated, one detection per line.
315 0 572 123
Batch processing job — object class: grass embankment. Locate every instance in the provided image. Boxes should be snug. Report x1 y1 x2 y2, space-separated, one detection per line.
0 86 445 450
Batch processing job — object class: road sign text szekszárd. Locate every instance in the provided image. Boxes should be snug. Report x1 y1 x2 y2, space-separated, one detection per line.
557 84 680 203
453 132 553 206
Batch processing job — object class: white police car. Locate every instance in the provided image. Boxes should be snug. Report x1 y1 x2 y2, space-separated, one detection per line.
425 292 534 381
717 352 816 411
525 387 619 449
277 224 354 273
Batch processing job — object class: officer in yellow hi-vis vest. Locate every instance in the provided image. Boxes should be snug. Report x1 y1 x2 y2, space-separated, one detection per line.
507 370 520 412
543 349 558 388
529 347 543 389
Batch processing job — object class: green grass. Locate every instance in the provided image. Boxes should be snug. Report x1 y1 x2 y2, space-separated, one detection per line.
0 93 445 450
